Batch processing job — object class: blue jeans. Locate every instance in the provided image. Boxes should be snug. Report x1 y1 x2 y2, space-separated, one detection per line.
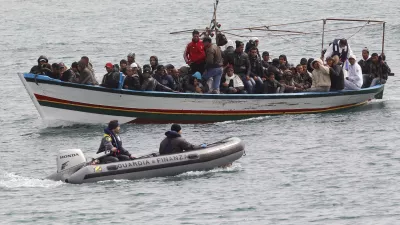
370 78 386 87
242 77 255 94
203 67 222 92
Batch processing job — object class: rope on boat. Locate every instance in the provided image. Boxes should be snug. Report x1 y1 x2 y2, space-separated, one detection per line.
346 21 370 40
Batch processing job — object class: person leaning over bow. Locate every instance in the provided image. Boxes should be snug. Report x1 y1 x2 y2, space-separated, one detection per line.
159 124 206 155
97 120 135 163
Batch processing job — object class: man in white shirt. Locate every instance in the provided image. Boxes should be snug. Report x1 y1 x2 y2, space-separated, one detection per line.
344 55 363 90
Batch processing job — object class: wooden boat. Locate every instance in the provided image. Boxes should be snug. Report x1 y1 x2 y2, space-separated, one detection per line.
18 73 384 124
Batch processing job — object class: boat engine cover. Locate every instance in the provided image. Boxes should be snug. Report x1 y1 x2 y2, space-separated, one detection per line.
57 149 86 172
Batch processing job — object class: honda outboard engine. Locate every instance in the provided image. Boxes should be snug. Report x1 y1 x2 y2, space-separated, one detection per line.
46 149 86 182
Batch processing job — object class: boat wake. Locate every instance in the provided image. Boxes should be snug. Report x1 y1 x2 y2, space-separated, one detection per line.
174 163 243 178
214 116 269 125
0 171 63 189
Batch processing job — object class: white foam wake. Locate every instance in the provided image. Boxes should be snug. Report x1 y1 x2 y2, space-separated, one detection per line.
0 171 63 189
176 163 242 177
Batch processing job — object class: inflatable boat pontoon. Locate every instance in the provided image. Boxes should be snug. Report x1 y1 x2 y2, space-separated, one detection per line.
46 137 245 184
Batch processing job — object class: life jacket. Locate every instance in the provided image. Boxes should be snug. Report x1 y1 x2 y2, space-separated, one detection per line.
104 132 122 156
332 39 348 62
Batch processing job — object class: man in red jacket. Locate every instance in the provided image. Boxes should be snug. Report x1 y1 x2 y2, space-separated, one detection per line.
183 30 206 74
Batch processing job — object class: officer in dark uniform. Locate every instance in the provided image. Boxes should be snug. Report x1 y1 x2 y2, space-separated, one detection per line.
97 120 135 163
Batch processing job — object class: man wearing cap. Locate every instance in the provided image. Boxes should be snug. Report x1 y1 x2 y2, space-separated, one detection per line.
324 38 354 63
30 55 53 76
345 55 363 90
127 52 142 73
97 120 135 163
184 30 206 74
100 63 120 89
123 63 141 90
159 124 206 155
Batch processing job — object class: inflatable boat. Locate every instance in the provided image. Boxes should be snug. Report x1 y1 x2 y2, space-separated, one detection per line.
46 137 245 184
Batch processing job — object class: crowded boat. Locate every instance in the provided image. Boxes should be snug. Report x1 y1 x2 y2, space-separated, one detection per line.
29 32 392 95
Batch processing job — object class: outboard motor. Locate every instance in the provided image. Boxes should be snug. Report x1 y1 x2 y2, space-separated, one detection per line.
47 149 87 182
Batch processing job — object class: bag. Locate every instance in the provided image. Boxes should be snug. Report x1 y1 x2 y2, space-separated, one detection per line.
216 32 228 46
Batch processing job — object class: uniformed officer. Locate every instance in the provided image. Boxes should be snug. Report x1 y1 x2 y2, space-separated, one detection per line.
97 120 135 163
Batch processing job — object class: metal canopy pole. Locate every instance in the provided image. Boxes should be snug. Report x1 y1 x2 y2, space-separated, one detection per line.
382 22 386 54
321 19 326 59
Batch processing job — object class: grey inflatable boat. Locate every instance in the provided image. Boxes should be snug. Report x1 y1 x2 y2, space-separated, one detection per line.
46 137 245 184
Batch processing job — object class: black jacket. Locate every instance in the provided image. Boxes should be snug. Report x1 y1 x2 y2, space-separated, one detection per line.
330 65 345 90
97 129 131 157
159 131 200 155
101 72 120 89
123 74 141 90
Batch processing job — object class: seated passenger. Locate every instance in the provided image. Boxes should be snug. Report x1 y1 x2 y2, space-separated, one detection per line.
187 72 209 93
159 124 205 155
249 47 264 93
267 58 283 81
344 55 363 90
294 64 312 90
278 54 290 70
49 63 62 79
261 51 271 69
163 64 177 90
150 56 159 74
307 59 331 92
30 55 52 76
281 71 302 93
220 66 246 94
171 67 184 92
123 64 141 90
101 62 120 89
77 60 99 85
140 67 174 92
120 59 128 75
97 120 135 163
368 53 390 87
59 62 67 74
263 72 284 94
328 55 345 91
61 62 80 82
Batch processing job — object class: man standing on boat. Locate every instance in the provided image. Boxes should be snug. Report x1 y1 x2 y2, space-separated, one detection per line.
202 36 223 94
324 38 353 63
97 120 135 163
184 30 206 74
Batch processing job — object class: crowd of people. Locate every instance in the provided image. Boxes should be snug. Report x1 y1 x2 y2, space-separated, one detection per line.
29 32 392 94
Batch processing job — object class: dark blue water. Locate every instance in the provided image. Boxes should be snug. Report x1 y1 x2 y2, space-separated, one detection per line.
1 0 400 224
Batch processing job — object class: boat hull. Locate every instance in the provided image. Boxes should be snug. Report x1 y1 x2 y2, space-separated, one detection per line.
19 73 385 124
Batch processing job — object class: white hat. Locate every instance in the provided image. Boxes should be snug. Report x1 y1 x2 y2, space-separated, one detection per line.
130 63 138 68
127 52 135 57
349 54 356 60
250 37 259 41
